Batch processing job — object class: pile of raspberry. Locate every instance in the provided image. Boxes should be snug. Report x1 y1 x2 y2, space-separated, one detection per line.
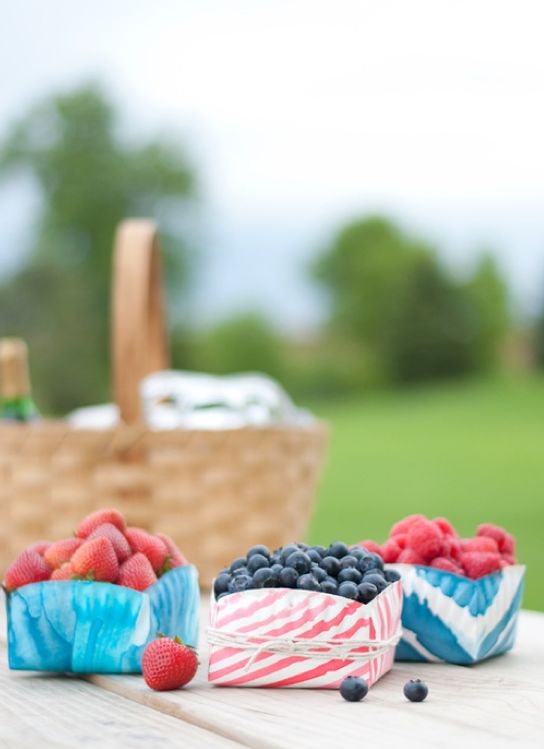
3 508 188 593
359 515 516 579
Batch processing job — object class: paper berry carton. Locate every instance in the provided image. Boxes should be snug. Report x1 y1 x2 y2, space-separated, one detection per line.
5 565 199 673
208 580 403 688
388 563 525 664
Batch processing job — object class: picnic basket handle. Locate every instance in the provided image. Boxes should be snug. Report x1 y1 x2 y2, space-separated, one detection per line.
112 219 170 424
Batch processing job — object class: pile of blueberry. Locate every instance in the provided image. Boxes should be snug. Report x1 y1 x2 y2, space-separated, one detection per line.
214 541 400 603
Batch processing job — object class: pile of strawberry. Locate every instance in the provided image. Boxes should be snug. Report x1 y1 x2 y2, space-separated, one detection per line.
359 514 516 579
3 509 188 593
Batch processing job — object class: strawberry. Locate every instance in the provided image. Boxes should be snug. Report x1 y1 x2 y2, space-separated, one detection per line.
118 553 157 591
381 538 402 563
156 533 188 573
4 549 51 591
71 537 119 582
406 520 443 561
397 548 426 564
76 509 126 539
50 563 75 581
430 557 463 574
390 514 426 537
125 527 168 573
27 540 51 556
142 635 198 691
44 538 83 569
358 540 383 556
461 551 502 579
89 523 131 562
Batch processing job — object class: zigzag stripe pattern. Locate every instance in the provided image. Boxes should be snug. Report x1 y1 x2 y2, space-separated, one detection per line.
208 581 403 688
388 564 525 664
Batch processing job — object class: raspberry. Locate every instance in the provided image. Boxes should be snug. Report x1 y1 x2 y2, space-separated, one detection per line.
358 540 383 556
389 514 426 537
442 535 462 561
500 533 515 555
406 520 443 561
463 537 499 553
430 557 463 574
397 548 426 564
394 533 408 550
461 551 501 579
501 553 516 566
476 523 507 546
432 517 457 537
381 538 402 563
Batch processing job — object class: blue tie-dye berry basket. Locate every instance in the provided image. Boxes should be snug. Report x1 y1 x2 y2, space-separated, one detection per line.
5 564 199 673
388 563 525 664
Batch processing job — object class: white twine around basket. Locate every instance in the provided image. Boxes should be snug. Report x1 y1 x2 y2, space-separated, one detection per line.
207 627 403 670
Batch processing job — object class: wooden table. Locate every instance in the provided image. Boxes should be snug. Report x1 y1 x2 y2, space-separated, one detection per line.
2 594 543 749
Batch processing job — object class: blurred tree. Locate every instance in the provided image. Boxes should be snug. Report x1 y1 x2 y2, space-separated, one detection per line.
0 83 195 413
313 216 510 386
193 312 285 381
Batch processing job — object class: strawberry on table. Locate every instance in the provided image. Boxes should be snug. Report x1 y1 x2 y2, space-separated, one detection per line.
76 509 127 539
71 537 119 582
44 538 83 569
27 540 51 556
4 549 51 591
142 635 198 691
125 527 169 573
50 563 75 581
156 532 188 572
118 553 157 591
89 523 131 562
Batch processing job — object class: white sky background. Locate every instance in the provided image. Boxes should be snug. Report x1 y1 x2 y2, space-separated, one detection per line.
1 0 544 330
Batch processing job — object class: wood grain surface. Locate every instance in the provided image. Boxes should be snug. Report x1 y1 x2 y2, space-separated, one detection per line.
2 592 543 748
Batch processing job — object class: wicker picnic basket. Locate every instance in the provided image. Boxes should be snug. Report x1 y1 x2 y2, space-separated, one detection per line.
0 220 328 586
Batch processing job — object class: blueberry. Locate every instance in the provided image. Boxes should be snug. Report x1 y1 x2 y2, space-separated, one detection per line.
363 573 388 592
403 679 428 702
349 546 369 560
232 566 250 577
357 581 378 603
366 552 384 570
270 563 283 579
297 542 309 551
285 551 312 575
357 556 382 574
214 572 231 597
279 566 299 588
311 565 328 583
338 567 363 584
339 676 369 702
228 574 253 593
247 553 270 574
320 579 337 594
340 555 358 569
247 544 270 559
337 581 359 599
311 545 327 558
297 573 320 591
230 557 247 573
385 569 401 582
307 549 322 564
270 552 282 565
252 567 276 588
280 544 300 564
320 555 341 576
328 542 349 559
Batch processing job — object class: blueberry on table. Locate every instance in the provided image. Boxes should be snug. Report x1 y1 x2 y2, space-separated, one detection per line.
357 581 378 603
328 542 349 559
312 545 327 558
228 574 253 593
340 676 369 702
285 551 312 575
214 572 231 597
404 679 428 702
339 555 359 569
338 567 363 584
365 552 384 570
357 556 383 574
337 581 359 599
320 555 341 576
247 553 270 573
349 546 368 560
279 566 299 588
230 557 247 573
320 579 337 594
363 573 388 592
232 566 250 578
297 573 321 591
311 565 327 583
280 544 300 564
270 563 283 579
247 544 270 559
252 567 276 587
307 548 322 564
385 569 401 582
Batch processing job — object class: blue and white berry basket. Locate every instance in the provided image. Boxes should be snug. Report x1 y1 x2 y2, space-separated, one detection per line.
388 563 525 664
5 564 199 673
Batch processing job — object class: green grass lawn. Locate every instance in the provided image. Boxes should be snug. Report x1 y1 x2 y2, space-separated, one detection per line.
306 375 544 611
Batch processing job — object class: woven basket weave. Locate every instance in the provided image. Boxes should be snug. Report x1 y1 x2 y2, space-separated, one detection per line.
0 220 328 586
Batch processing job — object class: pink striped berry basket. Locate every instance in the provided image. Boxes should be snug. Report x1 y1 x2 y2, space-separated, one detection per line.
207 581 403 688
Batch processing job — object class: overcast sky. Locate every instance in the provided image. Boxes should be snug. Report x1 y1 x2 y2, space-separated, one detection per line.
1 0 544 329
